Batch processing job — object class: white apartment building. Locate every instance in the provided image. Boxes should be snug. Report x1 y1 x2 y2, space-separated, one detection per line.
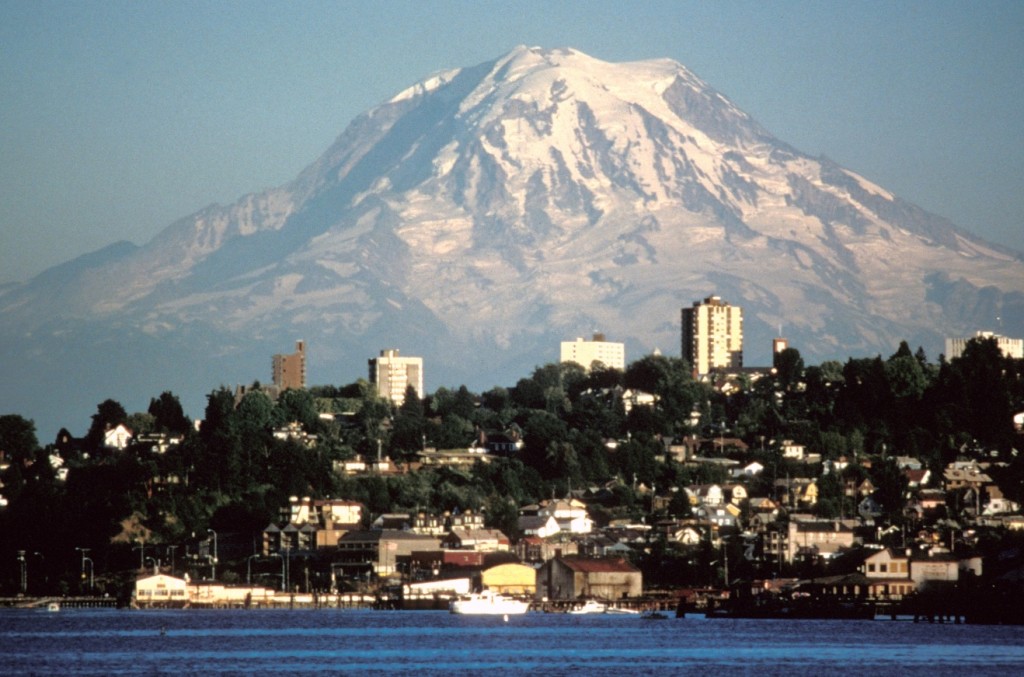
560 333 625 371
369 349 423 405
681 295 744 375
945 331 1023 360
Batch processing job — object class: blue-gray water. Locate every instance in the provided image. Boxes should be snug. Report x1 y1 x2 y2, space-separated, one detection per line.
2 609 1024 675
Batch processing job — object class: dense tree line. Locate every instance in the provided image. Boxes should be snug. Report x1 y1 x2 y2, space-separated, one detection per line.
0 337 1021 595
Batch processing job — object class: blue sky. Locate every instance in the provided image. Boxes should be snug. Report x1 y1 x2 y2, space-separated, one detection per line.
2 1 1021 284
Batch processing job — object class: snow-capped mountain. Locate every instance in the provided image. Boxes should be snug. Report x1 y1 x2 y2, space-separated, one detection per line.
3 46 1022 436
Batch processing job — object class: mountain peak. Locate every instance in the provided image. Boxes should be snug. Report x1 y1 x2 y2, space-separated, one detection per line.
2 47 1021 440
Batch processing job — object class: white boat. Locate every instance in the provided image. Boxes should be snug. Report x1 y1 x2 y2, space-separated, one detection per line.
449 590 530 615
604 606 640 615
568 599 607 614
47 602 60 612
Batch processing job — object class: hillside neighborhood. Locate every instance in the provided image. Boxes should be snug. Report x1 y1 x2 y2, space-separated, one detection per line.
1 329 1023 620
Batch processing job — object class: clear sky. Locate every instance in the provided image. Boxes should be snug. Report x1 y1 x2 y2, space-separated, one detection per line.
2 1 1021 284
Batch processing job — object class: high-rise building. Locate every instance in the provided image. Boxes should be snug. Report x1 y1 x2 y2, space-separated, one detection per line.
369 349 423 405
945 331 1023 360
560 333 626 371
772 337 789 368
681 296 743 375
272 340 306 391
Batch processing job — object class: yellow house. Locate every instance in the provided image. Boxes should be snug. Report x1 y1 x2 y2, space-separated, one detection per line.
481 563 536 596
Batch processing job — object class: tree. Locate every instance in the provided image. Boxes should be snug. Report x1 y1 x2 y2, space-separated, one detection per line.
0 415 39 464
871 458 908 523
198 388 244 494
147 391 191 435
391 385 426 459
276 388 318 431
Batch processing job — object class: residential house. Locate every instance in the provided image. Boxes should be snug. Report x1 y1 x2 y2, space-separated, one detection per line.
103 424 133 450
441 528 510 552
943 462 993 492
535 556 642 601
774 478 818 508
780 440 806 460
263 496 363 553
861 548 915 600
692 484 724 507
517 515 560 539
694 505 739 530
917 489 947 518
785 519 858 564
904 468 931 489
472 427 524 456
667 524 704 546
272 422 318 446
417 447 492 467
724 484 748 505
733 461 764 478
536 499 594 534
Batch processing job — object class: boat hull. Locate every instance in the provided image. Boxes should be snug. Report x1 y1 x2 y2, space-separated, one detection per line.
449 592 529 615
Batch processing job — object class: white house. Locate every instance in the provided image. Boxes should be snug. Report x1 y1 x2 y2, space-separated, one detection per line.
134 574 188 607
103 424 133 450
518 514 560 539
538 499 593 534
692 484 724 506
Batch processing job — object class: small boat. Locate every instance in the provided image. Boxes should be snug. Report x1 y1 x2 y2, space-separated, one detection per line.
568 599 607 615
604 606 640 615
449 590 530 616
47 602 60 612
640 610 668 620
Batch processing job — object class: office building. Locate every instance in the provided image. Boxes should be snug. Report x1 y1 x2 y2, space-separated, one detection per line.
681 295 743 375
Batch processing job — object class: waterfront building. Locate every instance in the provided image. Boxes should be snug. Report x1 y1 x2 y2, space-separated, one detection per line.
681 295 743 375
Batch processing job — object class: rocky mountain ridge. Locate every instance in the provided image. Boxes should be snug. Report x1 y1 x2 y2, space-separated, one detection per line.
2 46 1021 437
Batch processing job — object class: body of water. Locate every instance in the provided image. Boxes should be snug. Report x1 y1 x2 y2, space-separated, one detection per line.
2 608 1024 675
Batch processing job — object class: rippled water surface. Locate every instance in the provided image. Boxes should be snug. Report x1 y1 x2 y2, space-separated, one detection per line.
2 609 1024 675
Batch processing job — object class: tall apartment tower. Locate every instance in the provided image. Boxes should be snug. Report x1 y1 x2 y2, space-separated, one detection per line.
681 296 743 375
560 332 626 371
369 349 424 406
272 340 306 391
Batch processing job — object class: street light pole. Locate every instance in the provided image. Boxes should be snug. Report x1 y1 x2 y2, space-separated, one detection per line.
247 554 259 585
75 548 93 592
133 540 145 570
207 529 218 581
17 550 26 594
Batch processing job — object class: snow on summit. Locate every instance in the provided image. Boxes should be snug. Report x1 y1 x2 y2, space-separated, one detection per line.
1 46 1021 441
